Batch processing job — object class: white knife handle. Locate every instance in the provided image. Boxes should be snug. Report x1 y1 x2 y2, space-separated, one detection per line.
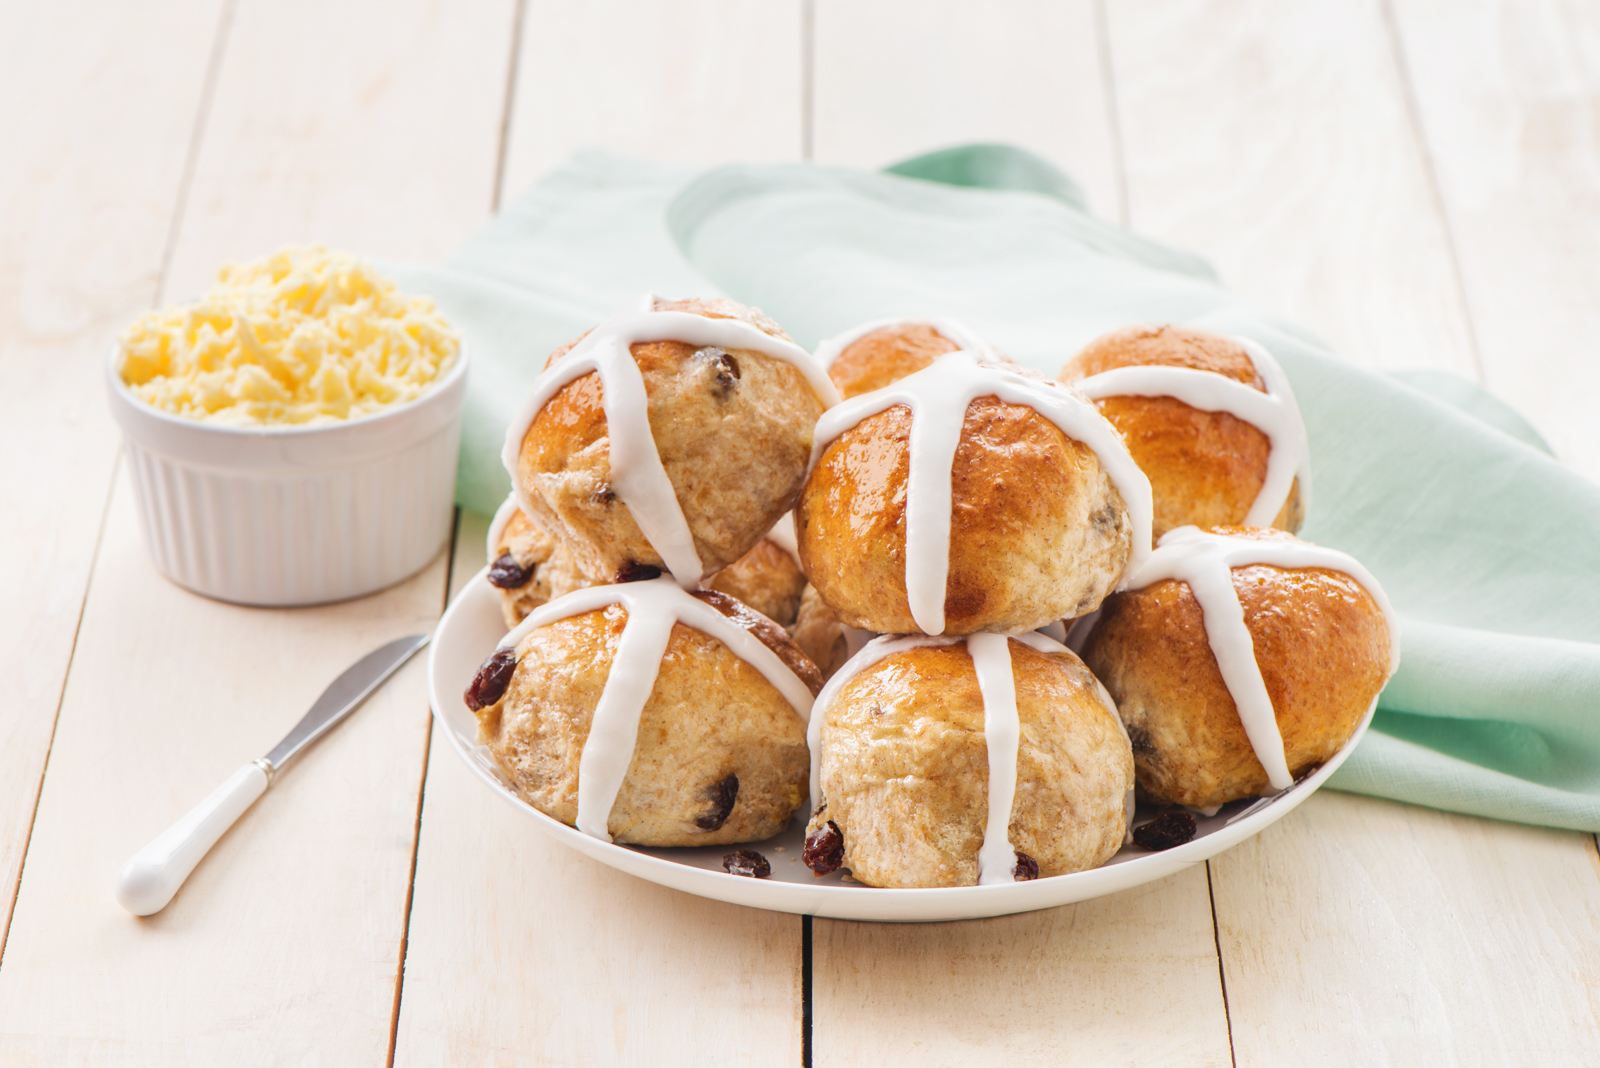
115 762 270 916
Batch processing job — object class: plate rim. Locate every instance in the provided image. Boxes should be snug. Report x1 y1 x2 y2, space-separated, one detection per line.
427 567 1371 922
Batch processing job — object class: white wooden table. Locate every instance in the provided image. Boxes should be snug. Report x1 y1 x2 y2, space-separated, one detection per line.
2 1 1597 1063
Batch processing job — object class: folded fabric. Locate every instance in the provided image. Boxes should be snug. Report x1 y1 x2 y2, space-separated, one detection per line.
392 146 1600 834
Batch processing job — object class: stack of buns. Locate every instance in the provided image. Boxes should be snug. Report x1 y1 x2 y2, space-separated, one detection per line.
464 302 1397 889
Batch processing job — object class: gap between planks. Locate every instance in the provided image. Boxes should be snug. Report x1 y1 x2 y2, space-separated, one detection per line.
800 0 816 160
0 454 120 970
384 509 460 1068
1375 0 1487 384
0 0 236 960
1091 0 1131 227
153 0 239 308
1205 861 1239 1068
389 0 528 1052
491 0 530 213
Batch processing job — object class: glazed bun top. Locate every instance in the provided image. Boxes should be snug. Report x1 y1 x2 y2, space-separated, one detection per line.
1065 324 1263 385
503 294 840 587
1060 325 1311 538
805 349 1154 635
814 318 997 399
1105 525 1397 792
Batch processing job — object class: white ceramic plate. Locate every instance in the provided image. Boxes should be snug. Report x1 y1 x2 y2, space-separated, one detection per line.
428 568 1372 923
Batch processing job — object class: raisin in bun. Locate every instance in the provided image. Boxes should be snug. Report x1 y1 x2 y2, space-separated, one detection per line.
489 498 806 630
802 634 1132 888
1079 526 1396 810
798 352 1151 636
485 496 588 629
1060 325 1307 541
507 296 835 586
465 580 822 846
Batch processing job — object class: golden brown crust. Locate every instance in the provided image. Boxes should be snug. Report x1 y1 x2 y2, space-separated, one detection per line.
477 603 810 846
805 640 1132 888
652 296 792 340
488 507 589 629
690 589 824 697
702 537 807 628
828 323 961 399
491 519 809 633
1060 325 1303 539
517 299 826 585
798 394 1132 635
1067 324 1266 386
1081 527 1391 808
789 584 861 681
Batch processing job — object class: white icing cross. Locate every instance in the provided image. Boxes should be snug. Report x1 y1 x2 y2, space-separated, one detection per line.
809 350 1154 635
813 316 1000 368
1121 526 1400 792
1074 335 1312 526
968 632 1021 885
501 297 841 588
808 630 1134 885
495 577 816 842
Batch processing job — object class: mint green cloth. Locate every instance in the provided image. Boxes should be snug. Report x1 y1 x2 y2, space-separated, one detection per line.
393 146 1600 834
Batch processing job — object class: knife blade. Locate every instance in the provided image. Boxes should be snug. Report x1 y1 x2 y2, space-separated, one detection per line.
115 632 431 917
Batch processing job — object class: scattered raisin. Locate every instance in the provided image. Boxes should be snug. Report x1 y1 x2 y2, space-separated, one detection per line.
1013 851 1040 881
722 849 770 878
698 346 740 399
486 552 534 589
803 820 845 876
613 562 662 583
696 774 740 831
463 648 517 711
1127 725 1156 756
591 485 617 506
1132 811 1197 851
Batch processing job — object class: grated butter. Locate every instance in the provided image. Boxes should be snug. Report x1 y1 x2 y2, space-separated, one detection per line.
120 246 460 426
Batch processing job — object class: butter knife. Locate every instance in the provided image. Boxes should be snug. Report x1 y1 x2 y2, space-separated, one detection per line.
115 633 430 916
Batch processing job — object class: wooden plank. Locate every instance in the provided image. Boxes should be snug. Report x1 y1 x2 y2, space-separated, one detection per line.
0 487 445 1063
1108 4 1600 1061
805 6 1233 1062
1105 0 1478 376
396 516 808 1063
392 8 812 1057
163 0 513 301
811 0 1124 221
0 0 513 1060
813 867 1234 1066
1211 792 1600 1064
498 0 806 203
1387 0 1600 478
391 515 805 1067
0 0 225 949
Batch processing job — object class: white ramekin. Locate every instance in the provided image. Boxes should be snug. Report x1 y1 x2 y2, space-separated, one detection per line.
106 349 468 607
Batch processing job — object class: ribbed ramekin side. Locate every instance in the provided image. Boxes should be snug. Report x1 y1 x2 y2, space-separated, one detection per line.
118 420 460 607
